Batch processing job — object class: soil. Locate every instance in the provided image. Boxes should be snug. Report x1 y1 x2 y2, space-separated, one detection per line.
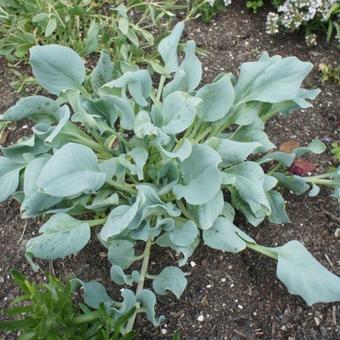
1 2 340 339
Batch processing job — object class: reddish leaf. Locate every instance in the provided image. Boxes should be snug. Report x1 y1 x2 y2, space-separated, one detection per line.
289 158 316 176
279 140 300 153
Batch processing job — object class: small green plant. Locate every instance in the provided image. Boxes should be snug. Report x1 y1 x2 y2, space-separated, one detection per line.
331 142 340 162
319 63 340 84
0 121 9 143
1 22 340 333
188 0 229 23
0 0 158 63
0 270 136 339
246 0 263 13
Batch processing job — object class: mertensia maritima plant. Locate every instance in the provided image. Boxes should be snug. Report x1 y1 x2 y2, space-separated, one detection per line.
1 21 339 334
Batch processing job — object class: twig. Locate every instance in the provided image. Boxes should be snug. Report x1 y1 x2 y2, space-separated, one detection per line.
322 209 340 225
324 254 336 272
17 219 28 244
233 329 247 338
332 306 337 326
49 260 56 276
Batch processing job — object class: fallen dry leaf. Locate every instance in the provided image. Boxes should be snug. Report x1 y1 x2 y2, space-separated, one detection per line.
289 158 316 176
279 140 300 153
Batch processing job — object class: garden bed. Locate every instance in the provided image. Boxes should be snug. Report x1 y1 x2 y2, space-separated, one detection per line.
0 2 339 339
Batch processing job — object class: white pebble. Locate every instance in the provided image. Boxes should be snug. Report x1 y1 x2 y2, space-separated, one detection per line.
221 278 226 283
190 261 196 268
197 315 204 322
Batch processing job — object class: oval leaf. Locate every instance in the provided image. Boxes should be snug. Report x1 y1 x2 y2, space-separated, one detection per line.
29 45 85 95
152 266 187 299
26 213 90 261
37 143 106 197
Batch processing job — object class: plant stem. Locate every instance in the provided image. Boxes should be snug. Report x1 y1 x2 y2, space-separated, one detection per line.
156 75 166 102
73 311 100 324
124 239 153 334
246 242 278 260
192 126 212 143
177 199 194 220
86 218 107 227
267 163 282 175
107 180 136 194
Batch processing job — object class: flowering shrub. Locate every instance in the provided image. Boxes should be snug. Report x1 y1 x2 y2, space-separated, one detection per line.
1 22 340 333
266 0 340 45
194 0 339 45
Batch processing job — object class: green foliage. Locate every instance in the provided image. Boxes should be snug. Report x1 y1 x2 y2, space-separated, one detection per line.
0 0 163 63
188 0 227 23
0 270 136 339
266 0 339 45
1 22 340 333
319 63 340 84
246 0 263 13
331 142 340 162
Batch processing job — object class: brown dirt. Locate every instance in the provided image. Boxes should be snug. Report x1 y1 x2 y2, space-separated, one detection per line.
1 2 340 339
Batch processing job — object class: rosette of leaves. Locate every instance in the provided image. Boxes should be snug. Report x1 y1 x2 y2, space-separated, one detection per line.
1 22 340 333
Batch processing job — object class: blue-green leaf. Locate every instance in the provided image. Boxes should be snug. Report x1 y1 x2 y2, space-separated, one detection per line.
174 144 222 205
294 139 326 157
169 220 198 247
90 50 113 93
190 190 224 230
157 138 192 161
137 289 165 326
0 157 24 202
206 137 260 165
161 91 201 134
196 75 234 122
235 54 313 104
157 21 185 73
266 190 290 224
231 118 276 152
110 265 139 285
0 134 49 163
26 213 91 262
107 239 137 269
44 105 71 144
224 161 271 217
100 205 139 241
21 157 62 217
273 173 310 195
258 151 295 167
101 95 135 130
84 19 100 55
1 96 59 122
152 266 187 298
203 217 254 252
128 147 148 180
266 241 340 305
71 279 114 309
163 40 202 96
29 45 85 95
38 143 106 197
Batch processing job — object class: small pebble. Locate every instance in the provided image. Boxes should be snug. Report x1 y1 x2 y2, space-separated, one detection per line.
197 315 204 322
314 317 320 326
190 261 196 268
221 278 226 283
161 329 167 335
335 228 340 239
